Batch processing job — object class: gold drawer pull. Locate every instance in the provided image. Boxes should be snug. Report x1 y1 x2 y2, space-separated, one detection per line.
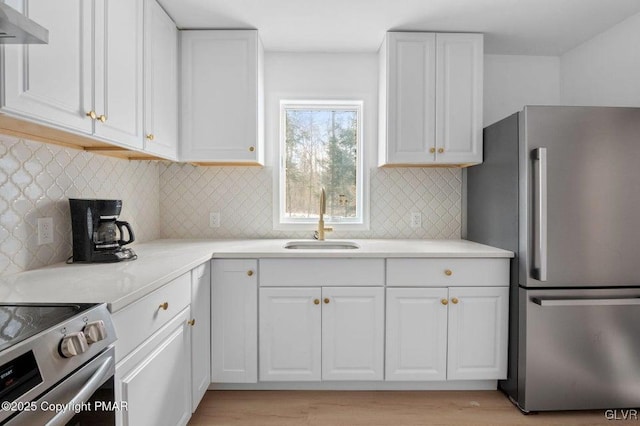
438 148 444 154
97 114 107 123
429 147 436 154
188 319 196 326
146 134 155 141
159 302 169 311
249 146 255 152
444 269 453 276
86 111 97 120
441 298 448 306
247 270 254 277
313 299 320 305
451 297 459 304
324 298 330 304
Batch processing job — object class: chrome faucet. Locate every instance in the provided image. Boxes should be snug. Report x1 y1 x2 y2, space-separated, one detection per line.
314 188 333 240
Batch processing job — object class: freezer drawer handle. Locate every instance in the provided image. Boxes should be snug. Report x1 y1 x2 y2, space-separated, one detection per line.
532 297 640 307
532 147 548 281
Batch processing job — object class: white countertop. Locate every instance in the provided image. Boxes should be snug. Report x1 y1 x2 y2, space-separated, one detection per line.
0 239 512 312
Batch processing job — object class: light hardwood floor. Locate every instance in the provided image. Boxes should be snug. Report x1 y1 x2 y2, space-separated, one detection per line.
189 390 637 425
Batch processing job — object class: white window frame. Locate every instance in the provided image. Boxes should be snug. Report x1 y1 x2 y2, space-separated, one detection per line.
274 99 368 231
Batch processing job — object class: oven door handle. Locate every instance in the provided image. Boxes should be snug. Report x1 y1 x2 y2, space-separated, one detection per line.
45 354 114 426
532 297 640 307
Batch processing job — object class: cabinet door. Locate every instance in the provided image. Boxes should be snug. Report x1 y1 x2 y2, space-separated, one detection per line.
259 287 321 381
322 287 384 380
93 0 144 148
385 288 448 381
435 33 483 164
383 32 436 165
180 30 263 163
447 286 508 380
1 0 93 133
190 262 211 412
117 308 192 426
211 259 258 383
143 0 178 159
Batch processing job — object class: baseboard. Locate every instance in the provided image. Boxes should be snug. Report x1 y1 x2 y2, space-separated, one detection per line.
208 380 497 391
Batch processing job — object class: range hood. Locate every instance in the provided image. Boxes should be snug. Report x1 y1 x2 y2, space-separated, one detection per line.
0 2 48 44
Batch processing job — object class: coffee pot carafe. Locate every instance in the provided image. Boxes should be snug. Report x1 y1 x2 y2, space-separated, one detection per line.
69 199 137 263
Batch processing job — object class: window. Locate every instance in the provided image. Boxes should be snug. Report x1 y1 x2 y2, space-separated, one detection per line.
277 100 365 228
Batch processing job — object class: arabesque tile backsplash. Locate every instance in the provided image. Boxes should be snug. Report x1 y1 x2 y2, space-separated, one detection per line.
159 164 461 240
1 134 462 276
0 135 160 276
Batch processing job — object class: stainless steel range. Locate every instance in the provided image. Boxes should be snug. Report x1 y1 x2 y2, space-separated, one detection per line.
0 303 116 425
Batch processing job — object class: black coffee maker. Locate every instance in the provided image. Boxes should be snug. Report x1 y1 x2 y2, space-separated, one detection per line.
69 199 137 263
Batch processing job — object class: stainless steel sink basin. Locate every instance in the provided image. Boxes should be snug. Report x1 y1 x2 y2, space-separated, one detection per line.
283 241 360 250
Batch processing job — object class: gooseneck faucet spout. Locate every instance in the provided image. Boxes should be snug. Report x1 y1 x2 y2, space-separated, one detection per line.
314 188 333 240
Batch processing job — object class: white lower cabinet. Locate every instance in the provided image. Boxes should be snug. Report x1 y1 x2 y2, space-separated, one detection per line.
385 288 448 381
259 287 321 381
386 286 508 381
447 286 508 380
258 286 384 381
190 262 211 411
322 287 384 381
211 259 258 382
115 308 192 426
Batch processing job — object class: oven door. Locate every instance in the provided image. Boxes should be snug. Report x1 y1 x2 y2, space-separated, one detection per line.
4 346 115 426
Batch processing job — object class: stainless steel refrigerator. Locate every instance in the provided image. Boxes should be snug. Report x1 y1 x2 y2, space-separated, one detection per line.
466 106 640 412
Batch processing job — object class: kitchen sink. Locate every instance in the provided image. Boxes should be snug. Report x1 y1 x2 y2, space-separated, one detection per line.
283 241 360 250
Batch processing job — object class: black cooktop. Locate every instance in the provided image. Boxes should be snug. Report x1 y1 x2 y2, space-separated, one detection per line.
0 303 96 353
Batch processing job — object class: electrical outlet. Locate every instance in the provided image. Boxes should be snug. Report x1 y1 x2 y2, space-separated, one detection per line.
410 212 422 228
209 212 220 228
37 217 54 245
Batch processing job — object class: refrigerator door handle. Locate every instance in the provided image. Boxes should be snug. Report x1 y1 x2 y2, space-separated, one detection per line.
532 147 548 281
532 297 640 307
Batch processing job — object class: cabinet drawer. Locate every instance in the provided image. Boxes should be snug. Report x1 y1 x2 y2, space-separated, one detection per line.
259 259 385 287
387 258 508 287
113 273 191 361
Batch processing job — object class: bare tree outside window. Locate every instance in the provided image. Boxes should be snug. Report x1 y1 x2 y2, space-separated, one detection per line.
280 102 363 224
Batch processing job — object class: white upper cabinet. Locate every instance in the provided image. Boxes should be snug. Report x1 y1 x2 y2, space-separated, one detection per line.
435 34 483 165
1 0 93 133
143 0 178 159
93 0 144 148
180 30 264 164
379 32 483 166
1 0 144 150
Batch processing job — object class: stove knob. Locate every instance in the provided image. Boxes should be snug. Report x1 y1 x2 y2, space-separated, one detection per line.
59 332 89 358
84 320 108 344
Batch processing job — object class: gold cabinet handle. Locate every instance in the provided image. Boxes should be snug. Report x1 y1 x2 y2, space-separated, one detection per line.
438 147 444 154
248 146 255 152
313 299 320 305
188 319 196 326
98 114 107 123
441 298 448 306
324 298 330 304
86 111 97 120
444 269 453 276
247 270 254 277
159 302 169 311
451 297 459 304
429 147 436 154
146 134 155 141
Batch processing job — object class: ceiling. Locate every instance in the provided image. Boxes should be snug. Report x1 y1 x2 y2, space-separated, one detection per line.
158 0 640 55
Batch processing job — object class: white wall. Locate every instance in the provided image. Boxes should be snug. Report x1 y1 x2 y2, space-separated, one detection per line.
264 52 379 169
561 12 640 106
484 54 560 126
